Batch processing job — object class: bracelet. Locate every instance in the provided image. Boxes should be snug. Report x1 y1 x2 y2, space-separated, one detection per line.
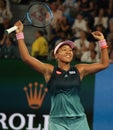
99 39 108 49
16 32 24 40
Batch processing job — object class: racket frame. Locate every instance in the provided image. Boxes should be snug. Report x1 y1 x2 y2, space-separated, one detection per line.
5 2 53 34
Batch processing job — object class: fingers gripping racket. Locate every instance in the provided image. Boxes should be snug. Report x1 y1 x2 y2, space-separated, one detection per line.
5 2 53 34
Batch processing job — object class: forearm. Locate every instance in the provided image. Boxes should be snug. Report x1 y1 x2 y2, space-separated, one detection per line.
100 47 109 68
17 38 31 62
14 20 31 61
98 38 109 68
91 31 109 68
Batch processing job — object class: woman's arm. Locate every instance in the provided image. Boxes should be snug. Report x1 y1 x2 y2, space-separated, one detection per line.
15 21 53 77
76 31 109 80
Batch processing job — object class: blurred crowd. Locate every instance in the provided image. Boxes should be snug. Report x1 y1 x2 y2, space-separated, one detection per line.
0 0 113 64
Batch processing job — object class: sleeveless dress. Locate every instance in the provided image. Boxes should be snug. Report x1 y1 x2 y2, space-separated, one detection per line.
47 66 90 130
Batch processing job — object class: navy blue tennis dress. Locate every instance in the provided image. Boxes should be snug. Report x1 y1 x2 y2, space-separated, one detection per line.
47 66 90 130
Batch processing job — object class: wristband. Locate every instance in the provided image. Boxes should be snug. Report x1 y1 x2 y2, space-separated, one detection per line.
99 39 108 49
16 32 24 40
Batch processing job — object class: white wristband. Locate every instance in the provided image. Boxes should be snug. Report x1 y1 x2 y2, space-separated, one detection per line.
16 32 24 40
99 39 108 49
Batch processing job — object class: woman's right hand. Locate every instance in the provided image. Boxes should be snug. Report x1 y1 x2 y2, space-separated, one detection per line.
15 20 24 33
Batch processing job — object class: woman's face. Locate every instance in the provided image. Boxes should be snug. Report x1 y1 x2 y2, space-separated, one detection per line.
55 45 73 63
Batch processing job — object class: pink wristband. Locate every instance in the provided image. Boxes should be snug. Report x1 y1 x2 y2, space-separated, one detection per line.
16 32 24 40
99 39 108 49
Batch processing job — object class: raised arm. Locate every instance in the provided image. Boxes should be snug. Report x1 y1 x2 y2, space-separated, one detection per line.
76 31 109 80
15 21 53 78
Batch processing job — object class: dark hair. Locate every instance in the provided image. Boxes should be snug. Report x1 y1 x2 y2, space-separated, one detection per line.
37 30 44 36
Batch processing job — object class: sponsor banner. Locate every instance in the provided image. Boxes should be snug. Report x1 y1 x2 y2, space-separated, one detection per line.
0 113 49 130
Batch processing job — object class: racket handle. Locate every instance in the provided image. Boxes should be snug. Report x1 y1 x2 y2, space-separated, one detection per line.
5 26 18 34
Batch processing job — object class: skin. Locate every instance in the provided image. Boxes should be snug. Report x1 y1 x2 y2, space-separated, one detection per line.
15 20 109 82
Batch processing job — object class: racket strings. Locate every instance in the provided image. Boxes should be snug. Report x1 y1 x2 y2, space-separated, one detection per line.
28 3 52 27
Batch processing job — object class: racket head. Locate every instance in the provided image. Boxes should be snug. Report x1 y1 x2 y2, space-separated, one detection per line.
26 2 53 28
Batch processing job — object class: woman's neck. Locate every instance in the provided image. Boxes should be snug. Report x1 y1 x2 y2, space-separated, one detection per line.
58 62 70 71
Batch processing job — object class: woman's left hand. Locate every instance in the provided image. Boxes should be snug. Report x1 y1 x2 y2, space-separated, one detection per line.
91 31 104 41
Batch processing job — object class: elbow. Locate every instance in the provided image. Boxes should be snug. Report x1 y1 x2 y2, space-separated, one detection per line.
100 57 110 69
102 62 109 69
106 62 110 68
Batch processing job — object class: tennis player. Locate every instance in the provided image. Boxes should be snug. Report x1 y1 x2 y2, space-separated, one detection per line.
15 20 109 130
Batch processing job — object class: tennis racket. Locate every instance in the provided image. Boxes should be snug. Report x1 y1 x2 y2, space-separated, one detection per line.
5 2 53 34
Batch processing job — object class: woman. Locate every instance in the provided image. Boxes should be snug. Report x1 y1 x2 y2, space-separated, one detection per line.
15 21 109 130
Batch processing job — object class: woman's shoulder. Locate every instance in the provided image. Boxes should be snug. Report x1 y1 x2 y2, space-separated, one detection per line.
45 63 54 72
